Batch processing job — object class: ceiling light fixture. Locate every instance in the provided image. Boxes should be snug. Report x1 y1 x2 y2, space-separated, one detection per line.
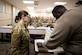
23 1 34 4
54 2 67 5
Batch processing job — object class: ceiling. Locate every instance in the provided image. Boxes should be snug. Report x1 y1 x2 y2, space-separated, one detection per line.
5 0 78 13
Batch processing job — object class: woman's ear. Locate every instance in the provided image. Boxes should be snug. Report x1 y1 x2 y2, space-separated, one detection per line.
21 15 24 18
21 15 25 21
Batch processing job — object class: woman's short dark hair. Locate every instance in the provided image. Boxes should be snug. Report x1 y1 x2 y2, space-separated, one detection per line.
15 10 29 23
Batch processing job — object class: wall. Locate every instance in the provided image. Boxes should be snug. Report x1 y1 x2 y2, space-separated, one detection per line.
0 0 4 13
12 6 20 24
0 0 13 26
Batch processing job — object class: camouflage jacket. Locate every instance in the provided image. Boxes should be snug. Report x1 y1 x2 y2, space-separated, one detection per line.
11 23 30 55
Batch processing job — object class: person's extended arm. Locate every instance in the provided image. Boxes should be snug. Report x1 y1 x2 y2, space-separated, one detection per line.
43 19 72 50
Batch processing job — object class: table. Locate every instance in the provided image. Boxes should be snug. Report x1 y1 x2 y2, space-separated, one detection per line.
34 28 64 55
35 39 64 55
0 26 51 41
0 26 50 35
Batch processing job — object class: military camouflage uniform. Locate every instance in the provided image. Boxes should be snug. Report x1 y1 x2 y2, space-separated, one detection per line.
11 23 30 55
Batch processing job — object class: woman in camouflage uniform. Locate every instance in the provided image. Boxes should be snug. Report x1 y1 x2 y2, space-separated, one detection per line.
11 10 30 55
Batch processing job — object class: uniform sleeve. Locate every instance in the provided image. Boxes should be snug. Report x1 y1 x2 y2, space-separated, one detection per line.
11 28 21 55
43 19 72 50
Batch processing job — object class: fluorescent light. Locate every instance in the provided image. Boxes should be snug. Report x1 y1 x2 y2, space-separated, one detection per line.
54 2 67 5
23 1 34 4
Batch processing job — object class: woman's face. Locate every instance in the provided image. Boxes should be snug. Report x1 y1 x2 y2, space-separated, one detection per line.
23 15 31 24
